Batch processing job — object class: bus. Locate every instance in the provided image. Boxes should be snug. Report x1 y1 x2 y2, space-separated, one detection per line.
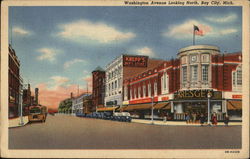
28 105 47 122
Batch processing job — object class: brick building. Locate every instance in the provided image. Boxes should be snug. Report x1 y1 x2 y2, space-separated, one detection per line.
8 45 22 118
104 54 163 110
92 66 105 110
121 45 242 120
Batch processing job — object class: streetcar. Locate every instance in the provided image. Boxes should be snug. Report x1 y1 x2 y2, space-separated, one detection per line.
28 105 47 122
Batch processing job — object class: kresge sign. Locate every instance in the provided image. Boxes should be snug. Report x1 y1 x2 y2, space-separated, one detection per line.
123 55 148 67
174 89 222 100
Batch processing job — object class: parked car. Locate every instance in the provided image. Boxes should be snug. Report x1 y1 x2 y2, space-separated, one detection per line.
113 112 131 122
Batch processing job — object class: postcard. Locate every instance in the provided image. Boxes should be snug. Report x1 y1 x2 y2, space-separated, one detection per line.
1 0 249 158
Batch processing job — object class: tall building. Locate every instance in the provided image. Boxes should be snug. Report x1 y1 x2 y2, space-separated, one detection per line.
104 54 163 107
92 66 105 109
8 44 22 118
122 45 242 120
22 84 32 115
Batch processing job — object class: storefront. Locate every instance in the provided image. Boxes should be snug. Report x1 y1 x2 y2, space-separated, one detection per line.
172 89 224 120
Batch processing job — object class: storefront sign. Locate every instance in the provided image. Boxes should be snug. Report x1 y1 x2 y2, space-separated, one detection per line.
232 95 242 99
174 90 222 100
123 55 148 67
161 96 169 101
129 97 158 104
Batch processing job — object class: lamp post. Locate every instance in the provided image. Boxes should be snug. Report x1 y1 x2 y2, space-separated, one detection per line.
19 84 24 126
207 92 212 126
151 96 154 124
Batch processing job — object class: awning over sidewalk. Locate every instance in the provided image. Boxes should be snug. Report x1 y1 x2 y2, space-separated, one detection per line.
161 102 171 110
96 106 118 112
123 103 155 111
227 100 242 110
153 102 170 109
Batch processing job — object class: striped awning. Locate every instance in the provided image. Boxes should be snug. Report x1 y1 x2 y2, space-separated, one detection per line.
227 100 242 110
96 106 118 112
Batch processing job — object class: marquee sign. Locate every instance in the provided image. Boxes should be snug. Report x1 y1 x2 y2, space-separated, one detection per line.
123 55 148 67
174 90 222 100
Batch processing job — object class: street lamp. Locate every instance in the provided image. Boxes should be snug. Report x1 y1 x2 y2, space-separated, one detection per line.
151 96 154 124
207 92 212 126
19 84 24 126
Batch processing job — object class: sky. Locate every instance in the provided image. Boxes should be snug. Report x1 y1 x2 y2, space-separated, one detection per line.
9 6 242 109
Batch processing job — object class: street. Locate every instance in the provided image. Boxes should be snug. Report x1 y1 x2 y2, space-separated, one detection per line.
9 114 241 149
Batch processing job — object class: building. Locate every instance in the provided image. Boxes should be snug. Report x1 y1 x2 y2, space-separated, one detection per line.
122 45 242 120
72 93 92 114
22 84 32 115
104 54 163 108
92 66 105 109
8 44 22 118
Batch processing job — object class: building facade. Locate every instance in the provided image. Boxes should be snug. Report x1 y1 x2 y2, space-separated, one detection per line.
72 93 93 114
92 66 105 109
122 45 242 120
104 54 163 107
8 45 22 118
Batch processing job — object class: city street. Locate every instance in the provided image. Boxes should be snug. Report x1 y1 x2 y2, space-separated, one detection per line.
9 114 241 149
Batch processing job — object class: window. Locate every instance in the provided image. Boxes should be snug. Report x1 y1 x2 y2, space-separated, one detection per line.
115 80 117 89
143 84 146 97
130 87 132 99
202 65 209 82
138 86 141 98
148 83 151 97
191 65 198 81
134 88 137 99
237 68 242 85
154 81 157 96
182 66 187 83
232 65 242 90
124 86 128 100
161 72 169 94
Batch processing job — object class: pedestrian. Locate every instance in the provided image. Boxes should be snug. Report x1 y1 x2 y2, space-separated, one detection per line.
192 112 196 124
196 112 200 124
200 113 205 126
224 114 229 126
211 112 218 126
185 113 190 124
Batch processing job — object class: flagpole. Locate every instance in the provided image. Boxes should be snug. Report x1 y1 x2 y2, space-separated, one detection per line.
193 25 195 45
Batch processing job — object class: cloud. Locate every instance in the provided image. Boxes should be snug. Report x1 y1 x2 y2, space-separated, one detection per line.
50 76 70 87
36 83 86 110
205 13 237 23
56 19 136 44
134 47 156 57
219 28 238 35
164 19 212 39
36 48 60 62
64 59 87 69
12 27 31 35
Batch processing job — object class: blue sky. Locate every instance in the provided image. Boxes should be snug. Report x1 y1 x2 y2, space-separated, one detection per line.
9 6 242 96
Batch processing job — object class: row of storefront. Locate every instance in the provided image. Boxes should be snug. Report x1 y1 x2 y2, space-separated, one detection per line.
93 45 242 121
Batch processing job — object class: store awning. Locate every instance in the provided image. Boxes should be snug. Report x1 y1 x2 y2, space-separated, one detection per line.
227 100 242 110
96 106 118 112
153 102 169 109
161 102 171 110
123 103 154 111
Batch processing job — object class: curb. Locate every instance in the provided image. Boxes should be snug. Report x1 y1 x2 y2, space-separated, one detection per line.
9 116 29 128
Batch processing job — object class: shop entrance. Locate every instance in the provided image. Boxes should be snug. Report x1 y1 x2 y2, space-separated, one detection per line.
183 102 207 114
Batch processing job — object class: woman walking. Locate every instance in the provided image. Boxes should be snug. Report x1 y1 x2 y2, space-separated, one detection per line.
200 113 205 126
211 113 218 126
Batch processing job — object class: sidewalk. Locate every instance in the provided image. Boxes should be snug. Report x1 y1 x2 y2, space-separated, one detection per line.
132 119 242 126
9 116 29 128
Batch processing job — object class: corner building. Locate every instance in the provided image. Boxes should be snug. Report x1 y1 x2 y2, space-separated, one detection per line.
122 45 242 120
104 55 163 107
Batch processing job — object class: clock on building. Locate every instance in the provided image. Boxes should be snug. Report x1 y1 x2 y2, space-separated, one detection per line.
191 55 197 62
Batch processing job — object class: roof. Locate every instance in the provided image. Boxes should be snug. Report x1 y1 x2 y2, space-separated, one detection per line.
93 66 105 72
